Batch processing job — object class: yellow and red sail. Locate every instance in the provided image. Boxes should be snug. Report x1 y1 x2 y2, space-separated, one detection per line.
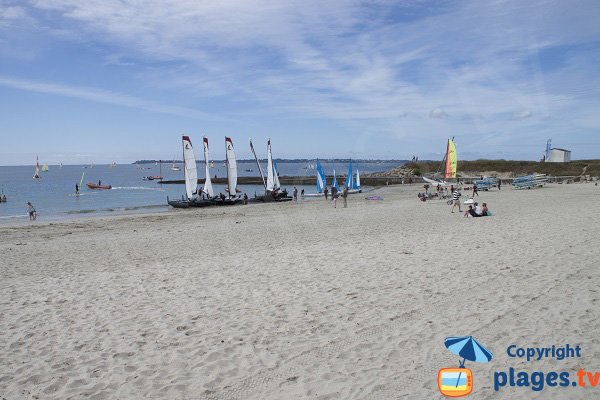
444 139 457 179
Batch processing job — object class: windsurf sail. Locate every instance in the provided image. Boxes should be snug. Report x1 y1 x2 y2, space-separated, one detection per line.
79 172 85 189
225 137 237 197
316 160 326 193
355 168 361 189
249 139 267 189
41 164 48 172
182 135 198 199
203 137 214 198
444 139 457 179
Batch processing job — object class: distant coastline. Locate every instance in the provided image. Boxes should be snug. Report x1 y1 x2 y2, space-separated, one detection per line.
133 159 410 164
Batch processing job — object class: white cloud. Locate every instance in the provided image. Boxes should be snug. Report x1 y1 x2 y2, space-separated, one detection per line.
0 75 209 118
430 108 448 119
512 110 533 120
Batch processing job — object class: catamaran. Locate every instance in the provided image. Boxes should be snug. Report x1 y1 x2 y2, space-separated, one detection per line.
248 139 291 202
187 137 217 207
423 138 457 187
33 155 41 179
167 135 200 208
344 160 362 193
303 159 328 197
219 137 242 205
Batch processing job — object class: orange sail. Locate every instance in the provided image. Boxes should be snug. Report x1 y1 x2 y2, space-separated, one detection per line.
444 139 457 179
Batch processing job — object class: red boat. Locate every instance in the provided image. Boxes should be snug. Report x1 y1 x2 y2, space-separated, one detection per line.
86 182 112 190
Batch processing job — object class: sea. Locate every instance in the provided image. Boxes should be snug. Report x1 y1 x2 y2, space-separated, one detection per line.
0 160 402 223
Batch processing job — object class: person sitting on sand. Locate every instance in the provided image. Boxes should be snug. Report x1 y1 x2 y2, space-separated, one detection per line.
481 202 489 216
464 205 481 218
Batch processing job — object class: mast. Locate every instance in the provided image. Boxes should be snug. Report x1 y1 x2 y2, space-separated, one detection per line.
266 140 275 191
249 139 267 190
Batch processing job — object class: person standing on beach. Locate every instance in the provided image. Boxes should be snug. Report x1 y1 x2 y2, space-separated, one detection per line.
497 179 501 190
243 193 248 205
342 187 348 208
451 189 462 213
472 183 479 197
333 192 338 208
324 186 329 200
301 188 304 200
27 202 36 220
293 187 298 202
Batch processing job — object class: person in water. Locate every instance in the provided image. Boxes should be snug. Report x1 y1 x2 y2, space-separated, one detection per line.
75 183 79 194
98 180 101 186
27 202 36 220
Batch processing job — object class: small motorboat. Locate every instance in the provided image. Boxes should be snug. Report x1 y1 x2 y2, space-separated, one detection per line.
86 182 112 190
143 176 163 181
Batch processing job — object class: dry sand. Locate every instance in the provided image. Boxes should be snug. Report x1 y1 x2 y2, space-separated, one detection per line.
1 183 599 399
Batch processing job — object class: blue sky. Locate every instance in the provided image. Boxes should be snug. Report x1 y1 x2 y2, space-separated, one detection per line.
1 0 599 165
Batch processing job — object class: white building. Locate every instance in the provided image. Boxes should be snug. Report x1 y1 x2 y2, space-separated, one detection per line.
546 148 571 163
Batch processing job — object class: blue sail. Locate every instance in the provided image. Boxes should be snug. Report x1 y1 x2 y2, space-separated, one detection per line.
344 160 354 189
332 168 339 191
316 160 326 193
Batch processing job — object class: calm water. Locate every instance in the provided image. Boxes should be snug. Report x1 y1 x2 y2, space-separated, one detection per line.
0 160 401 222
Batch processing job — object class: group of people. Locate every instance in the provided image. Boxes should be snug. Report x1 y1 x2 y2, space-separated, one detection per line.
464 202 489 217
449 187 491 217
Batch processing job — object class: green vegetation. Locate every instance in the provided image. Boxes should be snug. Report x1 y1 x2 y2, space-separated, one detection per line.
412 159 600 177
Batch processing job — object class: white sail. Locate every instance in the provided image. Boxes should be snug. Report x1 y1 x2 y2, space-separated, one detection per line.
273 160 281 190
182 135 198 199
266 139 275 191
225 137 237 197
203 137 214 198
356 168 361 188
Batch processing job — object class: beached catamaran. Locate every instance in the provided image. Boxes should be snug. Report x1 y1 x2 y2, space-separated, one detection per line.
221 137 242 205
424 138 457 187
249 139 291 202
344 160 362 193
201 137 215 199
167 135 199 208
304 159 327 197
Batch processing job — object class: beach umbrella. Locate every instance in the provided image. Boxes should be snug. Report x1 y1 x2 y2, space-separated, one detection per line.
444 336 493 388
445 336 493 366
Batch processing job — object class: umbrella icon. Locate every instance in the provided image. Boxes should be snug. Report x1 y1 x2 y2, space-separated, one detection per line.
444 336 493 389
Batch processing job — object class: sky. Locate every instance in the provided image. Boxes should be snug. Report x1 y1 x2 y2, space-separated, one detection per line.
1 0 599 165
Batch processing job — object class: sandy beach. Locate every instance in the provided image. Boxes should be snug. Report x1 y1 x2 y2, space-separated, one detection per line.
1 183 599 399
